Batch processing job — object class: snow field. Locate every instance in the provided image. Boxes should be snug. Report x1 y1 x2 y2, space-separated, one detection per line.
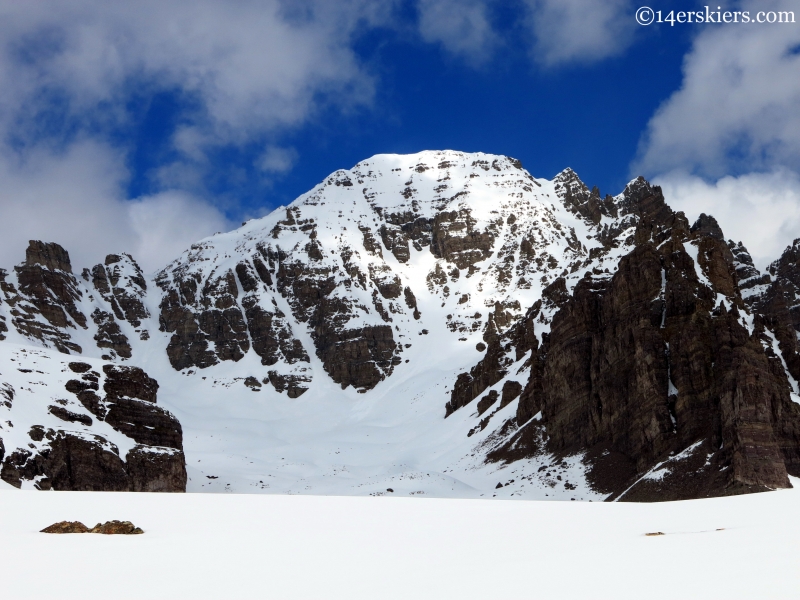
1 480 798 599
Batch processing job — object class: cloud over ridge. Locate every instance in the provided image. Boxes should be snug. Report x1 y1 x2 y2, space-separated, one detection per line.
635 1 800 177
0 0 388 271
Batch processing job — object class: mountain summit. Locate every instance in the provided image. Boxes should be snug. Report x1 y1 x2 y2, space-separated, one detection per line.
2 150 799 500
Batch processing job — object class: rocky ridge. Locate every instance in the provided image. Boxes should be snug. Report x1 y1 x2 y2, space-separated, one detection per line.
2 150 800 500
448 176 800 500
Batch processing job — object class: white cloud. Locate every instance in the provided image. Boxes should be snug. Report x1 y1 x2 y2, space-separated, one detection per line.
128 190 233 272
632 1 800 270
0 0 697 276
0 1 389 157
635 1 800 178
417 0 497 64
0 0 388 272
0 141 232 274
257 145 298 174
523 0 635 66
655 169 800 271
0 141 129 271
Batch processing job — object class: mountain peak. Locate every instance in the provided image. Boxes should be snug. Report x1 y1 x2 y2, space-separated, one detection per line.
4 151 800 501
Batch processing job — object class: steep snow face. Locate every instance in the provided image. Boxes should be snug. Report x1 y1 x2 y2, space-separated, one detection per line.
128 151 660 497
157 152 585 390
152 151 644 392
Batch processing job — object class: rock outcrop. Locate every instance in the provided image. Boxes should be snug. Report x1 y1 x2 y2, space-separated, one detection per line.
0 354 186 492
4 150 800 502
89 254 150 329
3 241 87 354
41 520 144 534
41 521 91 534
450 177 800 500
155 246 315 387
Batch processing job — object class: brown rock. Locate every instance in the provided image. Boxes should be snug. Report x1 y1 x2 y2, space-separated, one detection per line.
360 225 383 257
266 371 311 397
125 446 187 492
554 169 613 225
244 376 261 389
89 520 144 534
452 176 800 500
403 286 421 320
1 431 129 491
8 241 87 353
317 324 399 390
48 405 92 426
91 309 132 359
446 338 510 417
157 269 249 370
241 296 309 367
104 397 183 449
430 209 494 270
380 224 411 263
477 390 499 416
535 185 798 495
90 254 150 329
370 265 402 299
103 365 158 403
41 521 90 534
500 380 522 409
15 242 86 330
272 253 400 390
24 240 73 273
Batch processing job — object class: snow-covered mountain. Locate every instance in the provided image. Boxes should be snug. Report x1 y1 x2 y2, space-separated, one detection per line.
2 150 800 499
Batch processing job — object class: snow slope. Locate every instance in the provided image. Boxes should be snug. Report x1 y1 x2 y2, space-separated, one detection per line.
130 152 646 497
1 480 799 599
0 150 769 498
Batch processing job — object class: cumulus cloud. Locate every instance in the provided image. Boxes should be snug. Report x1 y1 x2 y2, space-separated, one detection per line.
128 190 233 272
655 169 800 270
256 145 298 174
0 0 684 275
632 1 800 270
0 0 386 271
634 1 800 178
417 0 497 64
523 0 635 66
0 0 387 148
0 141 232 273
0 141 129 270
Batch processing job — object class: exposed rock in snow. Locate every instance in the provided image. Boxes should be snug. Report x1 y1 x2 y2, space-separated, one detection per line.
2 150 800 500
0 345 186 491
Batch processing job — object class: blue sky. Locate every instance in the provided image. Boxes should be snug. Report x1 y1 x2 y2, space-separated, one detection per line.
0 0 799 271
123 2 690 210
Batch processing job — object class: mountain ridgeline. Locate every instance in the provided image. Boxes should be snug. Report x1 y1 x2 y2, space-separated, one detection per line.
1 150 800 500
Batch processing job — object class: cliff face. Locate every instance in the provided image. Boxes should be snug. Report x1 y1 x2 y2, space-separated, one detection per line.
0 242 186 491
537 219 798 498
449 177 800 501
0 349 186 492
3 150 800 500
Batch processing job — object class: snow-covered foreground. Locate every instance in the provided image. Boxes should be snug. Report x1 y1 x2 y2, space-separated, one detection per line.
2 481 799 599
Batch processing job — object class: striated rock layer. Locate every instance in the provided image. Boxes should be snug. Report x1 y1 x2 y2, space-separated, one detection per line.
450 178 800 500
0 351 186 492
